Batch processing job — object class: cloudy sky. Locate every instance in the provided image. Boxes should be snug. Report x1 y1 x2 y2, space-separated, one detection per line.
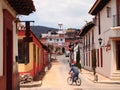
20 0 96 29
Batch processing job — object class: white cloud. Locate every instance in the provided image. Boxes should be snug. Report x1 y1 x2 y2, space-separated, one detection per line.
20 0 96 29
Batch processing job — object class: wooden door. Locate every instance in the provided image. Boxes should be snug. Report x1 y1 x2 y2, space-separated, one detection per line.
116 41 120 70
6 29 13 90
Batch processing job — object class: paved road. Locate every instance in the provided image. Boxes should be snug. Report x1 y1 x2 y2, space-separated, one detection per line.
20 55 120 90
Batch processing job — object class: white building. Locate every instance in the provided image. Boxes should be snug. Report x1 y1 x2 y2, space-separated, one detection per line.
80 0 120 79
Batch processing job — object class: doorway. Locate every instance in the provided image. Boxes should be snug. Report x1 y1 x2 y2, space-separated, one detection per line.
6 29 13 90
116 41 120 70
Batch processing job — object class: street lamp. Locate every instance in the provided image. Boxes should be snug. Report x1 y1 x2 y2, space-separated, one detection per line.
98 37 102 46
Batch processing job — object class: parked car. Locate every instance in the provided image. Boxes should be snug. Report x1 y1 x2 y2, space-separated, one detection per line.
65 51 70 57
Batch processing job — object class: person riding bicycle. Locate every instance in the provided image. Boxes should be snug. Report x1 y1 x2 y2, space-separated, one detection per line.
69 62 79 83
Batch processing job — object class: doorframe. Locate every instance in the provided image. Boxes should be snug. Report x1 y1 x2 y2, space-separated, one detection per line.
116 41 120 70
3 9 14 90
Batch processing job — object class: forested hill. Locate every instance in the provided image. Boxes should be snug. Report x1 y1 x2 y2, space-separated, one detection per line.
30 26 58 38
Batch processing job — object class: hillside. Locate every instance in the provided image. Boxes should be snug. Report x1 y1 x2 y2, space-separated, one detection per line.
30 26 58 38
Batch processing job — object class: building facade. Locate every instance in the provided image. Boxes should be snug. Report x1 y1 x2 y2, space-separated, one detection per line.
40 29 79 54
0 0 35 90
18 29 50 80
81 0 120 79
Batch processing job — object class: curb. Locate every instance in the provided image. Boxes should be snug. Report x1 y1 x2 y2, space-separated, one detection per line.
86 76 120 85
20 81 42 88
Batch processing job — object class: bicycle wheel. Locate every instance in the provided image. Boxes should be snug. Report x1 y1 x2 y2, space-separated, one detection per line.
67 77 73 85
75 78 81 86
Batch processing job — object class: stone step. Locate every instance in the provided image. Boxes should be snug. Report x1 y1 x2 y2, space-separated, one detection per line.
111 71 120 80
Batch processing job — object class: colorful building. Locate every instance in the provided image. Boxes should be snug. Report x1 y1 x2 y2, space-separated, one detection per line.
0 0 35 90
18 28 50 80
40 29 79 54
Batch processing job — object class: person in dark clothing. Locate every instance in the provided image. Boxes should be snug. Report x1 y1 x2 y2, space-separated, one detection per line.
69 64 79 82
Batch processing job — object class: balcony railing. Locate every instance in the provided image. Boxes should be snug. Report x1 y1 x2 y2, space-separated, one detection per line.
104 27 120 38
113 14 120 27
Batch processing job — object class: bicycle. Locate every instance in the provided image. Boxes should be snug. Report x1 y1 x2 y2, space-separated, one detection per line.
67 73 81 86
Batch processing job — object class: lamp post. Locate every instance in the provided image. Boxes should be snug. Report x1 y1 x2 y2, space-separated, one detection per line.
98 37 102 46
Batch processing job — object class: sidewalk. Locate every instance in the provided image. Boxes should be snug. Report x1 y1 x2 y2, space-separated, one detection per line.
81 69 120 84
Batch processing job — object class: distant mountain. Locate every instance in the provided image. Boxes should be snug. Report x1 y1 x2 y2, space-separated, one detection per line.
30 26 58 38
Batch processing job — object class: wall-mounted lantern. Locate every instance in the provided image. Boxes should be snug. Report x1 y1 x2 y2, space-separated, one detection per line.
98 37 102 46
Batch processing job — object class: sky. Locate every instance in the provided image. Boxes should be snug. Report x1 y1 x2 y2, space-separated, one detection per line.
20 0 96 29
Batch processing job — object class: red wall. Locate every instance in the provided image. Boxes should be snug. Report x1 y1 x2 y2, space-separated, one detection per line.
18 30 49 79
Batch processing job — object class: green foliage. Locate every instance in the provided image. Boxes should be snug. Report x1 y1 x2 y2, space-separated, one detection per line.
48 44 54 50
92 49 96 75
76 63 81 69
76 46 81 69
92 49 96 68
55 47 60 52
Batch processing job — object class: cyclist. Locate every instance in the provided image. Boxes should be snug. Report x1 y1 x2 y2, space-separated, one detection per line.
69 62 79 83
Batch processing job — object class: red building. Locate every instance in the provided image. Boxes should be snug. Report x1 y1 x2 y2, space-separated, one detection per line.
18 27 50 81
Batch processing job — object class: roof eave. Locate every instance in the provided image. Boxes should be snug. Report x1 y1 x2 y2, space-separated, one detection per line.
80 22 95 36
89 0 110 15
7 0 35 15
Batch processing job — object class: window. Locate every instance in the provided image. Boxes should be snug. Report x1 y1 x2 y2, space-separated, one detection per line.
33 44 36 62
88 51 90 66
18 39 23 63
100 48 103 67
98 13 101 35
92 30 94 44
49 38 52 41
37 47 40 65
89 33 90 51
93 16 97 25
97 49 99 67
107 6 111 18
18 39 29 64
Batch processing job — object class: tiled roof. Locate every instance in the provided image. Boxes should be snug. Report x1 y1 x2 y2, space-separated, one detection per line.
80 22 95 36
7 0 35 15
89 0 110 15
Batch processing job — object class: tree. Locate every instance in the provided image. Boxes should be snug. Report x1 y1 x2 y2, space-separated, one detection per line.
92 49 96 75
55 47 60 59
76 46 81 70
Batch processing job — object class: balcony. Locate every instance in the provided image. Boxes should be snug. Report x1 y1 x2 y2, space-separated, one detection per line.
107 27 120 40
108 14 120 39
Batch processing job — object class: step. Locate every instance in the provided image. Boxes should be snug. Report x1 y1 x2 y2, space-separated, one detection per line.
111 71 120 80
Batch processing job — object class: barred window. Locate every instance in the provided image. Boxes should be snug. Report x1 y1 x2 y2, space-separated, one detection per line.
107 6 111 18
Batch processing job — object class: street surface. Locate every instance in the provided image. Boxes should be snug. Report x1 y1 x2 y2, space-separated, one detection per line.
20 55 120 90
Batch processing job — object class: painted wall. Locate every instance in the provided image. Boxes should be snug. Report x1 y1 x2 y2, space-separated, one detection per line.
0 2 3 76
95 1 112 77
18 31 47 78
93 0 117 77
0 0 19 90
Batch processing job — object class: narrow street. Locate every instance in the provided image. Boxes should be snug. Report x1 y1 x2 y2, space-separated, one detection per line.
21 55 120 90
